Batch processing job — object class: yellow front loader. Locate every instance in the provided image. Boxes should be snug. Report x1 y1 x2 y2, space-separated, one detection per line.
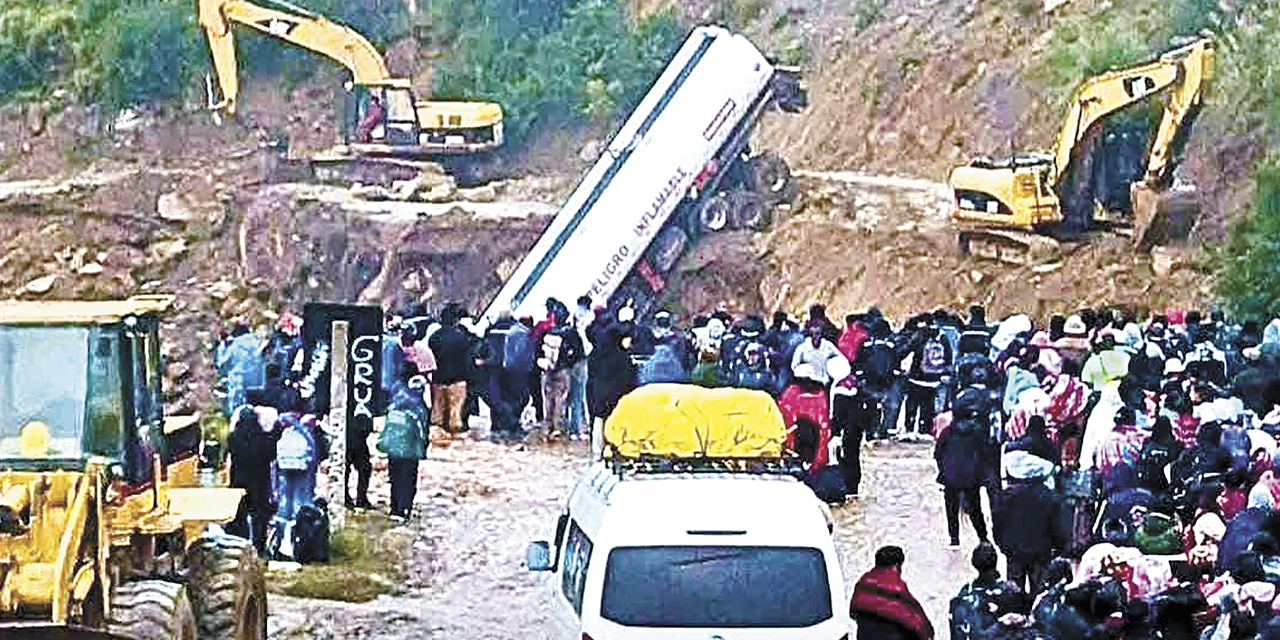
0 296 264 639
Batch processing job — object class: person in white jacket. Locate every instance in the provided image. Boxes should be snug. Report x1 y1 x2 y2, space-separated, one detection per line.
791 320 845 386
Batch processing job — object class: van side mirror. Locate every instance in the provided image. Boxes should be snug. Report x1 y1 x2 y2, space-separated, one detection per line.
526 540 553 571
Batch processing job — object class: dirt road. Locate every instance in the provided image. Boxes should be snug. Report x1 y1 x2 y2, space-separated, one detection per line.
267 429 981 640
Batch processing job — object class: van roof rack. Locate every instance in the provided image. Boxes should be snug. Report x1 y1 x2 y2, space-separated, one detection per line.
604 452 806 478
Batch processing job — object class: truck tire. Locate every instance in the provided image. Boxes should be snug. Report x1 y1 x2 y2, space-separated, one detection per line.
185 532 267 640
647 226 689 274
746 152 793 204
108 580 198 640
728 191 772 231
696 193 731 235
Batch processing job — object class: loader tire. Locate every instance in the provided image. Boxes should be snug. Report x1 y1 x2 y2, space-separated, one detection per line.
108 580 197 640
186 533 267 640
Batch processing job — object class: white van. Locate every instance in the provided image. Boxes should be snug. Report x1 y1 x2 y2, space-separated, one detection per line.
526 461 850 640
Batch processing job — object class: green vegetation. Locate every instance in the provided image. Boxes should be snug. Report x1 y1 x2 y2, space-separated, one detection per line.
0 0 407 111
99 2 196 111
0 0 200 110
1214 159 1280 318
271 512 412 602
236 0 410 88
1039 11 1151 99
432 0 687 148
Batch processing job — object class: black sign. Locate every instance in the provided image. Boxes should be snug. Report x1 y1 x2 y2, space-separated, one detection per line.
302 303 384 434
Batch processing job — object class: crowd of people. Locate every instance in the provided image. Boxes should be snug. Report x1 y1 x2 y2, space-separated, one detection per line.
212 295 1280 640
806 303 1280 640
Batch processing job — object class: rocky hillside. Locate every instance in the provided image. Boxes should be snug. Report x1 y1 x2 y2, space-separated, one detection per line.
0 0 1272 415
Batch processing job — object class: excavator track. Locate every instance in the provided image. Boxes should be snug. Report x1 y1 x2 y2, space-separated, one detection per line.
956 227 1062 265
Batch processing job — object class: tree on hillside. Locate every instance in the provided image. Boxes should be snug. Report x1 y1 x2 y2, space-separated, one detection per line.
1215 158 1280 318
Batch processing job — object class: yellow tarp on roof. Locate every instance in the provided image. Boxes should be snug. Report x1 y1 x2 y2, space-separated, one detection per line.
603 384 786 458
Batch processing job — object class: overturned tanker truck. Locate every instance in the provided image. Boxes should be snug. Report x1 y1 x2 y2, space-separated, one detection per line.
480 25 806 326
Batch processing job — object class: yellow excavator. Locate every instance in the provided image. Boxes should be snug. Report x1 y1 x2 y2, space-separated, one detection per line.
198 0 504 184
948 37 1214 263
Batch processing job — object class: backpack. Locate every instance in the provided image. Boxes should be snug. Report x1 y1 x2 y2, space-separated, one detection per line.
861 338 897 384
292 502 330 564
276 421 313 471
954 387 991 422
379 406 426 459
497 323 535 372
805 465 847 504
538 332 562 371
1137 443 1178 491
920 335 949 376
950 582 1007 640
958 327 990 356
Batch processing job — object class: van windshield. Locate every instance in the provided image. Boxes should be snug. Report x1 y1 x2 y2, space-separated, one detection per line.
600 545 832 628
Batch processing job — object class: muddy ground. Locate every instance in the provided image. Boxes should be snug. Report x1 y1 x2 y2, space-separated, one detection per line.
265 418 983 640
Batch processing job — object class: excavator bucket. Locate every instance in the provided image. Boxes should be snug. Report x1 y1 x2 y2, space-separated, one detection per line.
1131 181 1200 250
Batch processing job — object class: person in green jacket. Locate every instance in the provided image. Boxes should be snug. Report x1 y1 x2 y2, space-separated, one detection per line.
689 345 723 387
1081 334 1131 392
379 371 429 522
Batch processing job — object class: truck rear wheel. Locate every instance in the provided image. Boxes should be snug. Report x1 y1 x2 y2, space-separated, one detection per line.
647 226 689 274
185 532 267 640
696 193 732 235
108 580 197 640
746 152 792 204
728 191 771 231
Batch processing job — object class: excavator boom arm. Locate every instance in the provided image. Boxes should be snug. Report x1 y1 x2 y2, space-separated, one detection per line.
1048 37 1214 189
1143 39 1214 187
198 0 391 116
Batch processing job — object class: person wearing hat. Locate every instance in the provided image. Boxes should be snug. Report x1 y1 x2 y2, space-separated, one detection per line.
1081 334 1131 392
729 341 777 393
992 434 1068 592
1054 315 1092 369
851 546 934 640
720 314 765 379
227 403 284 553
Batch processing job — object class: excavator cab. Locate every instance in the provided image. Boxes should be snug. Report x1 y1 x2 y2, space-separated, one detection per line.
343 83 418 147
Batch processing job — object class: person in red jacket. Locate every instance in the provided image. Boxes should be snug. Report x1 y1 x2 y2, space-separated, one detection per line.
850 546 935 640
